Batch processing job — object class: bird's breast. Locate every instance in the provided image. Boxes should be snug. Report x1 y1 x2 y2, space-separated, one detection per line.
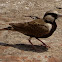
45 23 52 32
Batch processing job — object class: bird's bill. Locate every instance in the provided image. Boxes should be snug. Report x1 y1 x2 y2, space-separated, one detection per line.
58 14 62 17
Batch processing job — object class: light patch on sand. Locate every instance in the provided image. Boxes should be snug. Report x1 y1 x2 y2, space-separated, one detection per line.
0 4 6 6
18 2 21 4
20 0 26 4
28 2 34 7
55 0 61 1
25 7 29 10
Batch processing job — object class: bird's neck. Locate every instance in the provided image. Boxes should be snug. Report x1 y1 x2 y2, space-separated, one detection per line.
44 20 55 24
42 21 57 38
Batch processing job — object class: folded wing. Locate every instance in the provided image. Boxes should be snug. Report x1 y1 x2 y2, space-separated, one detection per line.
9 19 50 37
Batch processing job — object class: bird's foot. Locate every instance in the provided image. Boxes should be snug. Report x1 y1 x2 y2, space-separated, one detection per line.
42 44 50 48
36 38 50 48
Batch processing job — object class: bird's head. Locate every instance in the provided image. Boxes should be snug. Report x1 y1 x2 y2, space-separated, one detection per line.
43 10 62 24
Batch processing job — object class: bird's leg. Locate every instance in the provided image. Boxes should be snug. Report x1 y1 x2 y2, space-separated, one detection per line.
36 38 50 48
28 37 37 50
24 15 40 20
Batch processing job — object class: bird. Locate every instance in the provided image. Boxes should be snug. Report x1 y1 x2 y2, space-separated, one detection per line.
0 10 62 50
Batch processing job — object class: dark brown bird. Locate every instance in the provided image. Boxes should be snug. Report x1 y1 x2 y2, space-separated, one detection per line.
0 10 62 50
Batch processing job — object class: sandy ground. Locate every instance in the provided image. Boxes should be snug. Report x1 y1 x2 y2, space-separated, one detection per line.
0 0 62 62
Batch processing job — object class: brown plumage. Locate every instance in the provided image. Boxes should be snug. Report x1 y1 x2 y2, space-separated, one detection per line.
9 19 50 38
0 10 62 50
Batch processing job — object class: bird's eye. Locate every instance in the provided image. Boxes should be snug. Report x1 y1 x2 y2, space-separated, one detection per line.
48 13 58 19
51 13 57 17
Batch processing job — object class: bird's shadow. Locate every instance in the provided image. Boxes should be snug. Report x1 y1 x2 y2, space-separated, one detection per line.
0 42 48 53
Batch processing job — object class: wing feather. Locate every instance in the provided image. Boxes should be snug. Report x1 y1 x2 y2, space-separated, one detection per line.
9 19 50 37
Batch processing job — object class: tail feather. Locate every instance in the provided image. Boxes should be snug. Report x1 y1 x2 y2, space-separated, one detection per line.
0 28 6 31
0 26 13 31
0 23 15 31
0 23 23 31
4 26 13 30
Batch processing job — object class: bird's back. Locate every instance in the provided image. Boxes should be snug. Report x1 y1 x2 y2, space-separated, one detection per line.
9 19 51 38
